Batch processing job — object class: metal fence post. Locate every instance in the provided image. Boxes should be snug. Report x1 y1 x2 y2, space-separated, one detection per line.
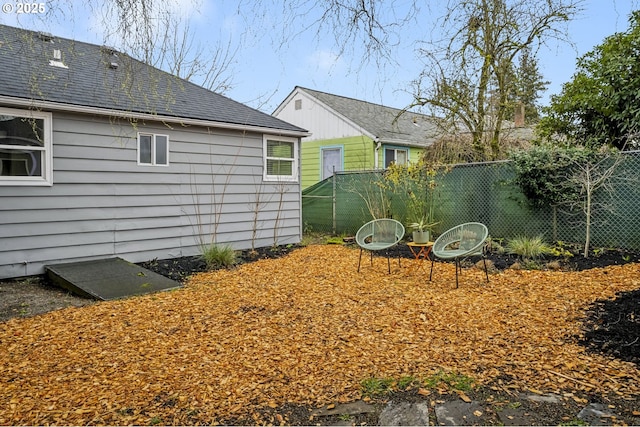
332 168 336 235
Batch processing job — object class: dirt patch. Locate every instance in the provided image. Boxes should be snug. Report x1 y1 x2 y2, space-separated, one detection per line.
0 276 93 323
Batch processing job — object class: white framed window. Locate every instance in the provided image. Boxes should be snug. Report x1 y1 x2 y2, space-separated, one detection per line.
138 133 169 166
263 135 298 181
0 107 53 186
385 147 408 168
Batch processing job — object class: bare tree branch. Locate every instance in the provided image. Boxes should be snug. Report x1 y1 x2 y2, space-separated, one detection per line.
414 0 583 160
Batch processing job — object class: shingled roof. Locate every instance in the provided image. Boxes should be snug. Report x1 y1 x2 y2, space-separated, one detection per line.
0 25 305 134
295 87 442 147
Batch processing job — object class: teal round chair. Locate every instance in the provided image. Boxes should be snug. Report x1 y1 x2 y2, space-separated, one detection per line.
356 219 405 273
429 222 489 287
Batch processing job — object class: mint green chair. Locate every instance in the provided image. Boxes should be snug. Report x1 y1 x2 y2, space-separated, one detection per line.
356 219 405 273
429 222 489 287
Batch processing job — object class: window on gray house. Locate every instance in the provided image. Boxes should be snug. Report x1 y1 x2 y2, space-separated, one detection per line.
138 133 169 166
0 107 52 186
263 135 298 181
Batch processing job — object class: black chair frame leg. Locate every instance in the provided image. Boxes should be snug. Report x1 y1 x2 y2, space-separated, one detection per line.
358 246 402 275
482 255 489 282
387 251 391 273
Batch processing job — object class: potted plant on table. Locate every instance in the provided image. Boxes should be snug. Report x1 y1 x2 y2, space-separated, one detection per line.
408 216 438 244
385 159 444 244
405 166 440 244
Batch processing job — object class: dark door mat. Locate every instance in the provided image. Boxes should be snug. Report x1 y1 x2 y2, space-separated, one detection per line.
46 257 181 301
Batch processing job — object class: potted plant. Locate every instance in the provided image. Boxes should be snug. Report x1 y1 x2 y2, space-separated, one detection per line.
408 216 438 244
385 159 446 244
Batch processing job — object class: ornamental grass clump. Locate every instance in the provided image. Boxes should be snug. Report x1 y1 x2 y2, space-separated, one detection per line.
507 235 551 260
201 244 237 269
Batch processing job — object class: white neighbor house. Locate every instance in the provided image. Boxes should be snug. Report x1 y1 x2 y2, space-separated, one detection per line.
0 25 308 279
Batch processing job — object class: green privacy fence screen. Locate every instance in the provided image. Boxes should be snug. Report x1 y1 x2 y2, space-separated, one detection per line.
301 151 640 251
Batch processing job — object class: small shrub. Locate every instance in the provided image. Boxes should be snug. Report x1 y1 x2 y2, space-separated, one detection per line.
201 244 237 269
506 235 550 260
549 241 574 258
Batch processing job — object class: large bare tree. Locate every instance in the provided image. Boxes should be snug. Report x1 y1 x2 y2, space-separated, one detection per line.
243 0 581 159
411 0 581 160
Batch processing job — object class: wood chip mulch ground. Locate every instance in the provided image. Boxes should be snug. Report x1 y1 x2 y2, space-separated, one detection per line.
1 244 639 425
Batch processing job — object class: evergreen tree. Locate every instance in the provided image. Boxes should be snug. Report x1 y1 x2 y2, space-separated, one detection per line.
512 47 549 124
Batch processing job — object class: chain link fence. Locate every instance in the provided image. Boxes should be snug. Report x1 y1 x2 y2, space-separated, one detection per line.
302 151 640 251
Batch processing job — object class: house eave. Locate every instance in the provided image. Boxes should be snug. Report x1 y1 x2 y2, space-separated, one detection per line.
378 137 434 148
0 96 310 138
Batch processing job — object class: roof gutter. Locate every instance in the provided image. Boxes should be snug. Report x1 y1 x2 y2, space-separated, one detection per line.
0 96 311 138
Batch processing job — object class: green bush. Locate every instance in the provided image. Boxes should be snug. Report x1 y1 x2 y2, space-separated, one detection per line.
201 244 237 269
507 235 551 259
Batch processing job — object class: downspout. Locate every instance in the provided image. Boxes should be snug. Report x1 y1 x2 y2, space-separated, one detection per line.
374 139 381 169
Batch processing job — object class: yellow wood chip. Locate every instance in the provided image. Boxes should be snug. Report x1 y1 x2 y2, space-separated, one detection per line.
0 245 638 425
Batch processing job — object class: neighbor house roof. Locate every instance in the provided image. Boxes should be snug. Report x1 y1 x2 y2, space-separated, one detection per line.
0 25 306 135
281 86 442 147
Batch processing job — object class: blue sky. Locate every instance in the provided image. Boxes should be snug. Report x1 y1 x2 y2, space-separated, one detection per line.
1 0 638 112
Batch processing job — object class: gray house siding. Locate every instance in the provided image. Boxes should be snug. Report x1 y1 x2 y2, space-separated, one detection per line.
0 111 301 278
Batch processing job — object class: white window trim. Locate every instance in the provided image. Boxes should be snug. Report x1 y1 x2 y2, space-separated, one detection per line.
0 106 53 186
263 135 299 182
385 146 409 167
137 132 169 166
